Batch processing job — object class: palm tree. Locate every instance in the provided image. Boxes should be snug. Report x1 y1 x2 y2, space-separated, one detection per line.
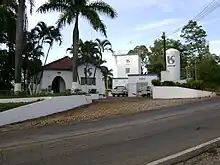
78 40 101 87
95 38 113 54
14 0 35 93
36 26 62 93
100 65 113 90
31 21 50 47
37 0 117 90
93 38 113 78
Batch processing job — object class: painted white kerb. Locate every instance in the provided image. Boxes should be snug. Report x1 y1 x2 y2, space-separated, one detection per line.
147 137 220 165
0 95 92 127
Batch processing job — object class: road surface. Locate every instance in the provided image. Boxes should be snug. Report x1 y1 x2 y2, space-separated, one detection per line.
1 97 220 165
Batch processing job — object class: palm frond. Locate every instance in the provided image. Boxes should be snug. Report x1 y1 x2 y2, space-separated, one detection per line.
102 39 111 47
88 1 117 18
37 2 67 13
66 47 73 54
28 0 35 14
56 9 75 29
81 7 107 37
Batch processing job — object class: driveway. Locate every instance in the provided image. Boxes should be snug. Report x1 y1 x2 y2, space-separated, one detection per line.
1 97 220 165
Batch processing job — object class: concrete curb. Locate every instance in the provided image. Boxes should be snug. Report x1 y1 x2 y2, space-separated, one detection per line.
147 137 220 165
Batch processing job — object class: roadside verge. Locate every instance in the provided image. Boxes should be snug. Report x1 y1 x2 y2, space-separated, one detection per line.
147 137 220 165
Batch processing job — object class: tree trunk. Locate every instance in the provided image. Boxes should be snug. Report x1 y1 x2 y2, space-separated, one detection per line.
84 63 88 93
14 0 25 93
35 45 52 93
71 14 80 90
93 54 102 79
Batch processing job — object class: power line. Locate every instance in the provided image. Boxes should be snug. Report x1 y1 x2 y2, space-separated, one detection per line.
192 0 217 21
196 1 220 21
169 0 220 36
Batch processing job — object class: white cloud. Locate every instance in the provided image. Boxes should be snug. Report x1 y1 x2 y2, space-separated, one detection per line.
135 18 183 31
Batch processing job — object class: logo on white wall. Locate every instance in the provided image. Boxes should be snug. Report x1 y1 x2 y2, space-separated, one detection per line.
167 55 175 67
84 67 93 77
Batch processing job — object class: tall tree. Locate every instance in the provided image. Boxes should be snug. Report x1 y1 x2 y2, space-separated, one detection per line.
37 0 117 91
78 40 101 86
93 38 113 78
180 20 208 80
100 65 113 89
127 45 150 74
35 24 62 92
14 0 35 93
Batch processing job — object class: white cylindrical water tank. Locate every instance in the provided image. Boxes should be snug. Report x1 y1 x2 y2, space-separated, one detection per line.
166 48 180 81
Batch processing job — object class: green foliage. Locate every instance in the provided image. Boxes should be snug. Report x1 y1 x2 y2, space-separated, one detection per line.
72 89 87 95
151 79 161 86
186 80 204 90
162 81 176 86
88 89 98 94
0 101 39 112
181 20 208 59
127 45 150 73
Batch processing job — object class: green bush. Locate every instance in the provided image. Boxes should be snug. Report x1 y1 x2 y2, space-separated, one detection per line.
151 79 161 86
162 81 176 86
88 89 98 94
187 80 204 90
72 89 87 95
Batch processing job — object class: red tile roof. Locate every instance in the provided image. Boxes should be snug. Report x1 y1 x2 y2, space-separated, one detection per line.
43 56 73 70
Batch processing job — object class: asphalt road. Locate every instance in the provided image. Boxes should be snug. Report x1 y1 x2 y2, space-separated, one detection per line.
1 97 220 165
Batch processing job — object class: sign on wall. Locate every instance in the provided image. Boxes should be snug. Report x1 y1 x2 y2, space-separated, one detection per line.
84 67 93 77
166 55 175 67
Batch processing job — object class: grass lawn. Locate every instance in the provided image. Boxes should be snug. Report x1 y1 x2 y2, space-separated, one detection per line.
0 101 40 112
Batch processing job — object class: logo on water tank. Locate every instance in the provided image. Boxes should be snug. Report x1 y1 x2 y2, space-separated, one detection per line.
167 55 175 67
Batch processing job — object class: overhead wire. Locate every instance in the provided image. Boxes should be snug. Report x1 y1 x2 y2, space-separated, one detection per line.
169 0 220 36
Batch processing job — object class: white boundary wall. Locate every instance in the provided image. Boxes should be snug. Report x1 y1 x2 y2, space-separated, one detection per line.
0 95 94 126
153 86 216 99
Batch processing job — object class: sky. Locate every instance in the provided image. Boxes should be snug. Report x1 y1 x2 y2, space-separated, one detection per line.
28 0 220 76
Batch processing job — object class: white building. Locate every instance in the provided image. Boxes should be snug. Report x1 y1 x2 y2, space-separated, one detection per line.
40 56 106 94
114 54 142 77
112 54 142 89
112 53 158 97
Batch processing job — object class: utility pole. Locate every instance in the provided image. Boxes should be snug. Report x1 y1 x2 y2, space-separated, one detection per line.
161 32 166 70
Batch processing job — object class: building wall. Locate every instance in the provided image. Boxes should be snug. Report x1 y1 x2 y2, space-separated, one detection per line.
41 64 106 94
115 54 141 77
78 64 105 94
41 70 72 90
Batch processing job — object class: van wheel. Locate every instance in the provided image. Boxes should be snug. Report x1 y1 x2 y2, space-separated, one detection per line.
113 94 115 97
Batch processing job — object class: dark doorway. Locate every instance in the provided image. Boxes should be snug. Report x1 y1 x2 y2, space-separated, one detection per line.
51 76 66 93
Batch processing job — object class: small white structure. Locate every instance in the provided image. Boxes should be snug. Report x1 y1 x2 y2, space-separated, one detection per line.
161 48 180 82
40 56 106 94
127 74 158 97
